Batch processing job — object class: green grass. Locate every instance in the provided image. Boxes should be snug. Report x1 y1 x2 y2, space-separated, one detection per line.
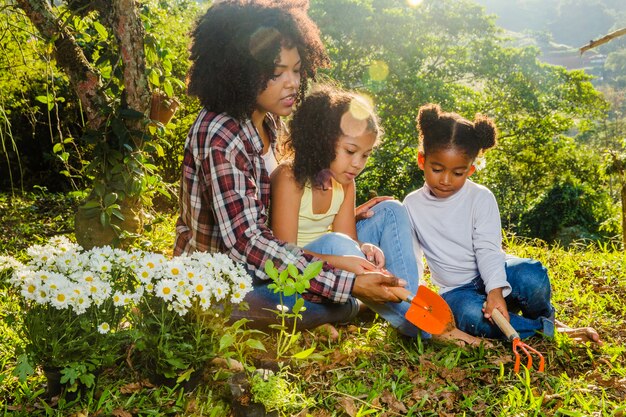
1 192 625 416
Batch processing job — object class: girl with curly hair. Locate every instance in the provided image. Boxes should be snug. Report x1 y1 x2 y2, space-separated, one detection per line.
175 1 407 331
271 87 483 345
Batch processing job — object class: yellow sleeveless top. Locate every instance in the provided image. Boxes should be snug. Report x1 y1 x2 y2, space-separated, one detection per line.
297 178 345 247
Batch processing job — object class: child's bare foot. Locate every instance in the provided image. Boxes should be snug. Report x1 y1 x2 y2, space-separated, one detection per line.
556 320 603 346
432 327 493 348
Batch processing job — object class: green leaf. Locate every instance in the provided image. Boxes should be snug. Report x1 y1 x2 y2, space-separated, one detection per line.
35 95 50 104
264 260 278 279
287 263 299 278
81 200 100 209
79 372 96 387
103 192 118 208
165 357 187 370
292 345 316 360
100 211 109 227
93 21 108 39
245 338 267 351
12 355 34 381
278 269 288 285
163 79 174 98
219 333 234 351
292 297 305 314
148 68 161 87
283 285 296 297
60 367 79 385
52 143 63 153
110 208 125 221
303 261 323 280
176 368 195 383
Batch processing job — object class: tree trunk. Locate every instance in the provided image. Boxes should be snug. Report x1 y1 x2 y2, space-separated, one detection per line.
16 0 153 248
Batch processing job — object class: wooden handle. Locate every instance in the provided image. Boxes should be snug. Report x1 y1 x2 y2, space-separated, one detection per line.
490 307 519 341
387 286 413 303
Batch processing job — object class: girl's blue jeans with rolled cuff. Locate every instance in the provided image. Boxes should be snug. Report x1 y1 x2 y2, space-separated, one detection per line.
230 200 425 338
440 256 555 340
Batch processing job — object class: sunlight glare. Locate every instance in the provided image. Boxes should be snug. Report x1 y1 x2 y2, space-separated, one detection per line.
407 0 424 6
368 60 389 82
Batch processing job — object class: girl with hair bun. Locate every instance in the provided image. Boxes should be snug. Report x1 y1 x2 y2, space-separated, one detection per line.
403 104 556 340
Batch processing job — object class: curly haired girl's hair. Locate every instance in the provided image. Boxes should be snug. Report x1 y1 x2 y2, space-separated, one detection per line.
416 103 497 160
187 0 329 120
281 84 381 187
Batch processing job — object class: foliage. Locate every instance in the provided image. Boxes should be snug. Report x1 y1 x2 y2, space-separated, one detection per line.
250 369 315 415
311 0 611 239
264 259 321 360
519 180 619 244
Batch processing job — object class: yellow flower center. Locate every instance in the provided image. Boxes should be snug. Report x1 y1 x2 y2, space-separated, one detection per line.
171 268 180 276
27 284 36 293
57 293 66 302
163 287 171 295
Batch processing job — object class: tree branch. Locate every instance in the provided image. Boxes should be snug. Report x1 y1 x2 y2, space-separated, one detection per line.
15 0 109 129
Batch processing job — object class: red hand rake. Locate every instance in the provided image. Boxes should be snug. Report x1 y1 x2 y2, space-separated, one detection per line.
490 307 545 373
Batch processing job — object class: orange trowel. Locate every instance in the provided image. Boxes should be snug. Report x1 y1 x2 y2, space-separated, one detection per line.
388 285 456 335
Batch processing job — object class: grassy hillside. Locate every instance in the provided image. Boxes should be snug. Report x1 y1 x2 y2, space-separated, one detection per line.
1 192 625 416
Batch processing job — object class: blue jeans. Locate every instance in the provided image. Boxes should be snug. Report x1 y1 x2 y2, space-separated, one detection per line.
440 257 555 339
230 200 423 336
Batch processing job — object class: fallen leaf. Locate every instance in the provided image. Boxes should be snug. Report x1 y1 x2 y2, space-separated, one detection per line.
337 396 357 417
380 389 407 414
112 409 132 417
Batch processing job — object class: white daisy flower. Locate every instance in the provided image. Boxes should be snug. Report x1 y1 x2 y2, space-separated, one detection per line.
155 279 177 302
98 322 111 334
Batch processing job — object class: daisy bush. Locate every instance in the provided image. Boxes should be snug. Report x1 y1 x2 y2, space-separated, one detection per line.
2 236 252 389
132 251 252 382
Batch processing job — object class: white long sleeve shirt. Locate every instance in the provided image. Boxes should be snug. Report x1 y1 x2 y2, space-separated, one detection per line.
403 180 511 296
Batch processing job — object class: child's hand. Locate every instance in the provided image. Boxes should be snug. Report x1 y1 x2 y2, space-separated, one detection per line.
355 196 394 221
329 255 378 275
360 243 385 269
483 288 509 322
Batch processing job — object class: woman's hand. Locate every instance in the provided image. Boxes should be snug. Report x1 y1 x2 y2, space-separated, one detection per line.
483 287 510 322
352 272 407 304
360 243 385 269
355 196 394 222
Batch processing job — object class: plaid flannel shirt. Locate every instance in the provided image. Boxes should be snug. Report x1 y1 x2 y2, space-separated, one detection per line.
174 109 356 303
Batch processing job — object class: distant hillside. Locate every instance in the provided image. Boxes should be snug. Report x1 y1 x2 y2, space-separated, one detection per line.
473 0 622 48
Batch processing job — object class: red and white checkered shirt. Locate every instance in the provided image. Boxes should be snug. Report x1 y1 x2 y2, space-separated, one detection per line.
174 109 356 303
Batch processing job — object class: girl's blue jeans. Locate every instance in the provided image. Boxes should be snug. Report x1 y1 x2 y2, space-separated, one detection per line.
230 200 424 337
440 256 555 339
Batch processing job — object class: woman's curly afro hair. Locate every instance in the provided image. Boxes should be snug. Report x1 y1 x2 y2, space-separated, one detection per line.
282 84 381 187
416 103 497 160
187 0 329 120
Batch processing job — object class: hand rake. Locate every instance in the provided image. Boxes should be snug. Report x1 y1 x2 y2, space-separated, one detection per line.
490 307 545 373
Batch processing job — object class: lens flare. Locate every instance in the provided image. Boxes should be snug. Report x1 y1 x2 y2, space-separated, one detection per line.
368 60 389 82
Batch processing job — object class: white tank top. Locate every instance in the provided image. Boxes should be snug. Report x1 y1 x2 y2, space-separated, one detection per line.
262 148 278 175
